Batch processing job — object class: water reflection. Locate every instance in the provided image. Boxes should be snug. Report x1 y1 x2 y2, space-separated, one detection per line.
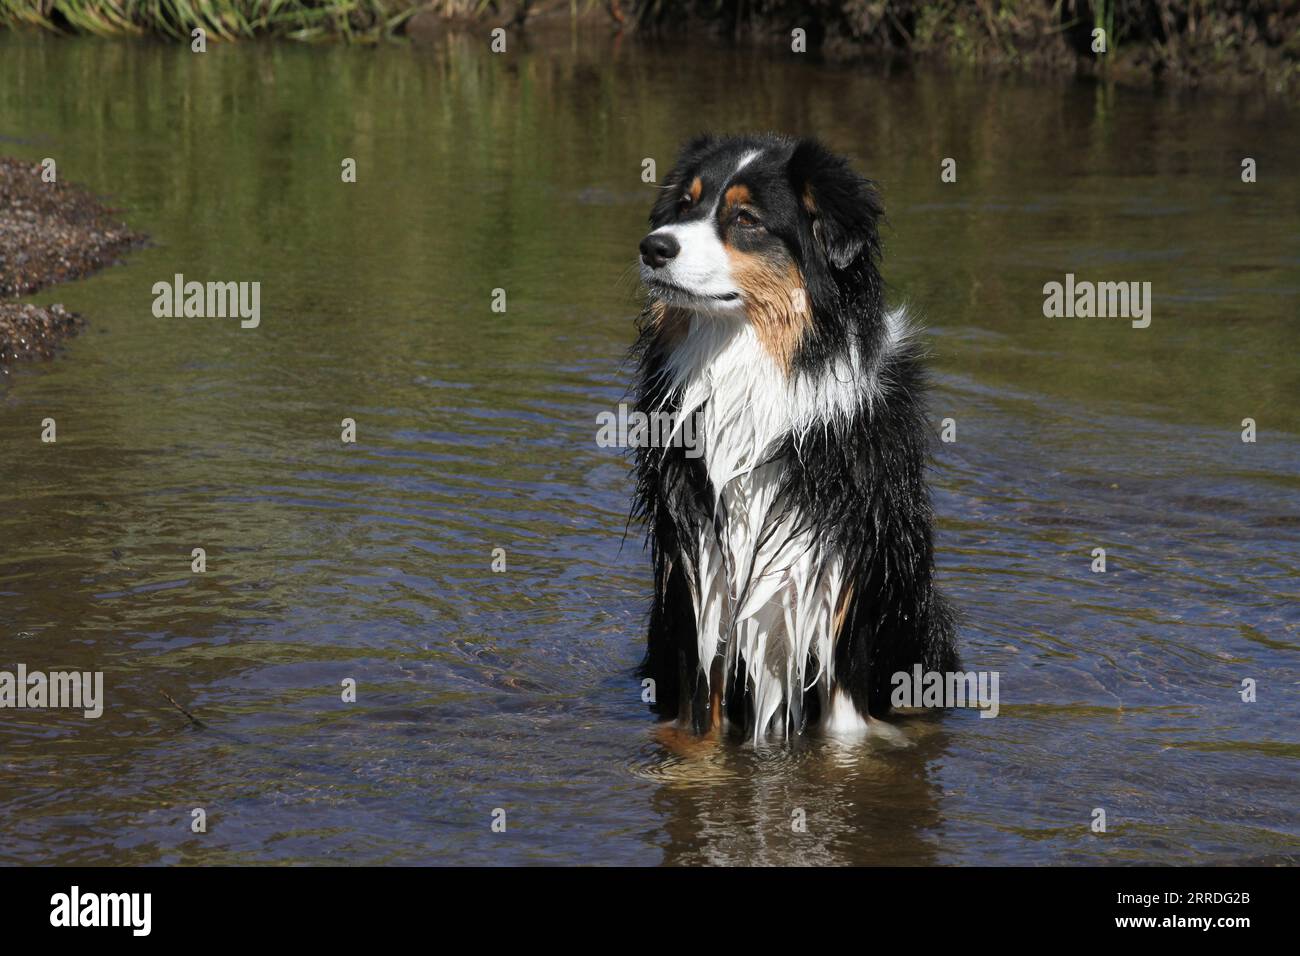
639 723 952 866
0 30 1296 865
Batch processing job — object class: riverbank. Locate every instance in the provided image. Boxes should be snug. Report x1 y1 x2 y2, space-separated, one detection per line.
1 2 1296 94
0 157 145 367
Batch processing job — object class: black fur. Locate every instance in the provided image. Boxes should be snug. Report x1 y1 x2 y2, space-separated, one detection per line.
631 133 957 733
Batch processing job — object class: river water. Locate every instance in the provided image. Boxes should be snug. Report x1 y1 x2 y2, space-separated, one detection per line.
0 31 1296 865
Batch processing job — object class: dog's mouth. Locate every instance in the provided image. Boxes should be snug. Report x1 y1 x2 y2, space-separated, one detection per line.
643 276 741 305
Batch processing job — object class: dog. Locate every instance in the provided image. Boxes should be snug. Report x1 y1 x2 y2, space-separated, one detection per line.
630 133 957 741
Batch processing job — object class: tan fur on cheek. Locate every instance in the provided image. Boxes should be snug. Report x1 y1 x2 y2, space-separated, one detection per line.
724 250 810 373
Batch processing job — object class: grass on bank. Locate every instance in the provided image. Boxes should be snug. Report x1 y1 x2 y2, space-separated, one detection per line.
1 1 1297 92
0 0 428 41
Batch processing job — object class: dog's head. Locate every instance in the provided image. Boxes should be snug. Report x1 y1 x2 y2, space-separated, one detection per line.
639 134 884 367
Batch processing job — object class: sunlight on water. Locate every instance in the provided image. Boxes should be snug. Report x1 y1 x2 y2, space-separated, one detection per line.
0 32 1296 865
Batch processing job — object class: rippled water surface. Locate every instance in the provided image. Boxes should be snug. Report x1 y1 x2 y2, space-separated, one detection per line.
1 32 1297 865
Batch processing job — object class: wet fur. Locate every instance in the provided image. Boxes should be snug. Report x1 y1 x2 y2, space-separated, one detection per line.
631 133 958 739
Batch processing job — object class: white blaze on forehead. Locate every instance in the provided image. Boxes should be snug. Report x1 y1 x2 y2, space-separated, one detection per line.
690 148 765 217
732 149 762 178
640 148 766 304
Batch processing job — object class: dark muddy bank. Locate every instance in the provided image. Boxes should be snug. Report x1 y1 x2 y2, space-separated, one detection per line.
639 0 1300 95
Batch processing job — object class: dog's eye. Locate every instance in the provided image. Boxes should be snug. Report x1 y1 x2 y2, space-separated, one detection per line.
678 192 692 209
735 210 762 228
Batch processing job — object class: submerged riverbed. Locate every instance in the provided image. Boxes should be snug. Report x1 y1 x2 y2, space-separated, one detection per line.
0 32 1296 865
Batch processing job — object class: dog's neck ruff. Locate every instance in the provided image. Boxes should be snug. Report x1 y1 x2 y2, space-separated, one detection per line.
652 309 909 738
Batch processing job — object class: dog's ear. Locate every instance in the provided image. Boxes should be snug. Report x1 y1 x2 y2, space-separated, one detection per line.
787 139 882 270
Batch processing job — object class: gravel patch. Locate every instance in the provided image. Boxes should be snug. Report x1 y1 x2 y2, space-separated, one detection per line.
1 156 145 368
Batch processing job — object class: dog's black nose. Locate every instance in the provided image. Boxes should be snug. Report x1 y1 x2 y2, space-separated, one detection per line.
639 233 680 269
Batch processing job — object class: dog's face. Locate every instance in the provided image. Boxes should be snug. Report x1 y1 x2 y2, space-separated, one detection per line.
639 135 883 365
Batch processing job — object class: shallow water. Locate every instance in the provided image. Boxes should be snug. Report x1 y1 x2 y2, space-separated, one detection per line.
0 31 1296 865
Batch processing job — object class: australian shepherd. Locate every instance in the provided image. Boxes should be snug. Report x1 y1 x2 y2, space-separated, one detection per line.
631 133 958 741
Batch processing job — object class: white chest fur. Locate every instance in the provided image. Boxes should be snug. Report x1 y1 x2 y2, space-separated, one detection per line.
656 316 889 737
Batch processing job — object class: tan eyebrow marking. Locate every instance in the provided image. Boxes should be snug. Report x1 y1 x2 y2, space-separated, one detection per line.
688 177 702 202
723 184 751 214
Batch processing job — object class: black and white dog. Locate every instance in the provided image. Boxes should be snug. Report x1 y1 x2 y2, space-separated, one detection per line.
631 133 957 740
